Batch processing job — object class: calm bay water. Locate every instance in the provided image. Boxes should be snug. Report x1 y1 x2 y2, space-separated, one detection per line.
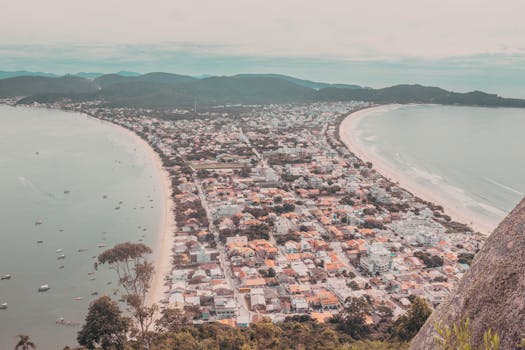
0 106 162 348
353 104 525 230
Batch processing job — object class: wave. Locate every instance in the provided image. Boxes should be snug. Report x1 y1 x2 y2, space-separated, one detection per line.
483 176 524 196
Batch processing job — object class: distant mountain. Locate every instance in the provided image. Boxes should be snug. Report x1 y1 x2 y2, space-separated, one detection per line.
0 75 98 97
234 73 362 90
3 72 525 108
0 71 58 79
94 72 196 89
312 84 525 107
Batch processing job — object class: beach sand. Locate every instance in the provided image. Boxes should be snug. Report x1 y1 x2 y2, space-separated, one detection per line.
84 115 175 306
124 130 175 307
339 105 495 235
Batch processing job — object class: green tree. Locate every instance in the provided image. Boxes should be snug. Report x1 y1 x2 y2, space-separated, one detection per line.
14 335 36 350
98 242 157 349
333 297 372 340
77 296 130 350
391 296 432 341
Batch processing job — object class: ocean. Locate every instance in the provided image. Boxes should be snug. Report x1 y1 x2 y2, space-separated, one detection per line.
346 104 525 232
0 106 162 348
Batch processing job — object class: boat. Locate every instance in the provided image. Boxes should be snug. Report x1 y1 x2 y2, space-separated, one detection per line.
64 190 70 194
74 297 83 301
77 248 88 252
36 240 44 244
98 244 107 248
1 274 11 280
35 220 43 225
56 249 63 253
57 254 66 260
0 302 7 309
38 284 50 292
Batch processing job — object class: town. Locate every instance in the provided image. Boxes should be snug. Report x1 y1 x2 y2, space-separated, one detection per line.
3 97 483 329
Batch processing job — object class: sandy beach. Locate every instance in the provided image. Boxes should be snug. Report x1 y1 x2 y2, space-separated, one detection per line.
120 128 175 306
339 105 496 235
84 115 175 306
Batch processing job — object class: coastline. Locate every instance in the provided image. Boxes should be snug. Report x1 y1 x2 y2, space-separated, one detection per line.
5 104 175 305
339 104 495 235
84 115 175 306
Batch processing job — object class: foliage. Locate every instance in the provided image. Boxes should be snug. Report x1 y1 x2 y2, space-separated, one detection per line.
332 297 372 340
98 242 157 349
414 251 444 268
391 296 432 341
434 319 500 350
457 253 475 265
77 296 130 350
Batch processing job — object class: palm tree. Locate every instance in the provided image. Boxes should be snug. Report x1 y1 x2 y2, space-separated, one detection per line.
14 335 36 350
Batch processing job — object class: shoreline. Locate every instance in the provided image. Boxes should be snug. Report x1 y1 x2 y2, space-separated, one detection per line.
339 104 495 235
6 104 175 306
84 116 175 306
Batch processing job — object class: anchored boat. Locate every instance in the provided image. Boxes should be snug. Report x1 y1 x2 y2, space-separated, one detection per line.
38 284 50 292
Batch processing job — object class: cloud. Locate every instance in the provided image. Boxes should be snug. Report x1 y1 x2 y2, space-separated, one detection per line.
1 0 524 59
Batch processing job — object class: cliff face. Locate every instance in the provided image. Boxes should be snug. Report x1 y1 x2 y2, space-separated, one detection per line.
410 197 525 349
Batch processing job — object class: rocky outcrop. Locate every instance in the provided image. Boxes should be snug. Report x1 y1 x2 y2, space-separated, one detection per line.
410 197 525 349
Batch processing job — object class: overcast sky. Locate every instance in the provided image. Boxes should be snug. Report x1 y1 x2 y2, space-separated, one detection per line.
1 1 524 96
1 0 524 59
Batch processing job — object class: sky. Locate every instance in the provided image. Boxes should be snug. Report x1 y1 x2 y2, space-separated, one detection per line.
1 0 524 96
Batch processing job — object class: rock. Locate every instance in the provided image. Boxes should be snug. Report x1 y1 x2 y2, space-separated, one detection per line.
410 197 525 349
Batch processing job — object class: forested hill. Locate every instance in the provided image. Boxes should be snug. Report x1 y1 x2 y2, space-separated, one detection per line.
1 72 524 108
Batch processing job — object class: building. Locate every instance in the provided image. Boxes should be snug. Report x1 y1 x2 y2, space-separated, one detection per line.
214 296 237 319
360 243 392 275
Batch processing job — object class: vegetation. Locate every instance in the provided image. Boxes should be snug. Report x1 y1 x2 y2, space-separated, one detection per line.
414 251 444 268
331 297 372 340
391 296 433 341
457 252 475 265
434 319 500 350
77 296 130 350
97 243 157 349
5 73 525 108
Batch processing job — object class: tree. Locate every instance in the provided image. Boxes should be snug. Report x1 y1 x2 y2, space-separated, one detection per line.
14 335 36 350
391 296 432 341
77 296 130 350
334 296 372 340
98 242 157 349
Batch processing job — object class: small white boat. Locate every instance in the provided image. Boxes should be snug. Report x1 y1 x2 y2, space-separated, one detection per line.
56 249 63 253
0 302 7 309
38 284 50 292
98 244 107 248
57 254 66 260
1 274 11 280
74 297 83 301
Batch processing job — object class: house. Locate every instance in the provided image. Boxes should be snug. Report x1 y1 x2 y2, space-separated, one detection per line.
214 296 237 319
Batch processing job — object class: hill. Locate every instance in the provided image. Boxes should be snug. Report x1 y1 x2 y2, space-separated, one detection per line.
313 84 525 107
234 73 362 90
2 73 525 108
0 70 58 79
0 75 98 97
410 196 525 349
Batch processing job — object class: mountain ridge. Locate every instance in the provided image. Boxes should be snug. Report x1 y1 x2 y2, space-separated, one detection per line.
1 72 524 108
